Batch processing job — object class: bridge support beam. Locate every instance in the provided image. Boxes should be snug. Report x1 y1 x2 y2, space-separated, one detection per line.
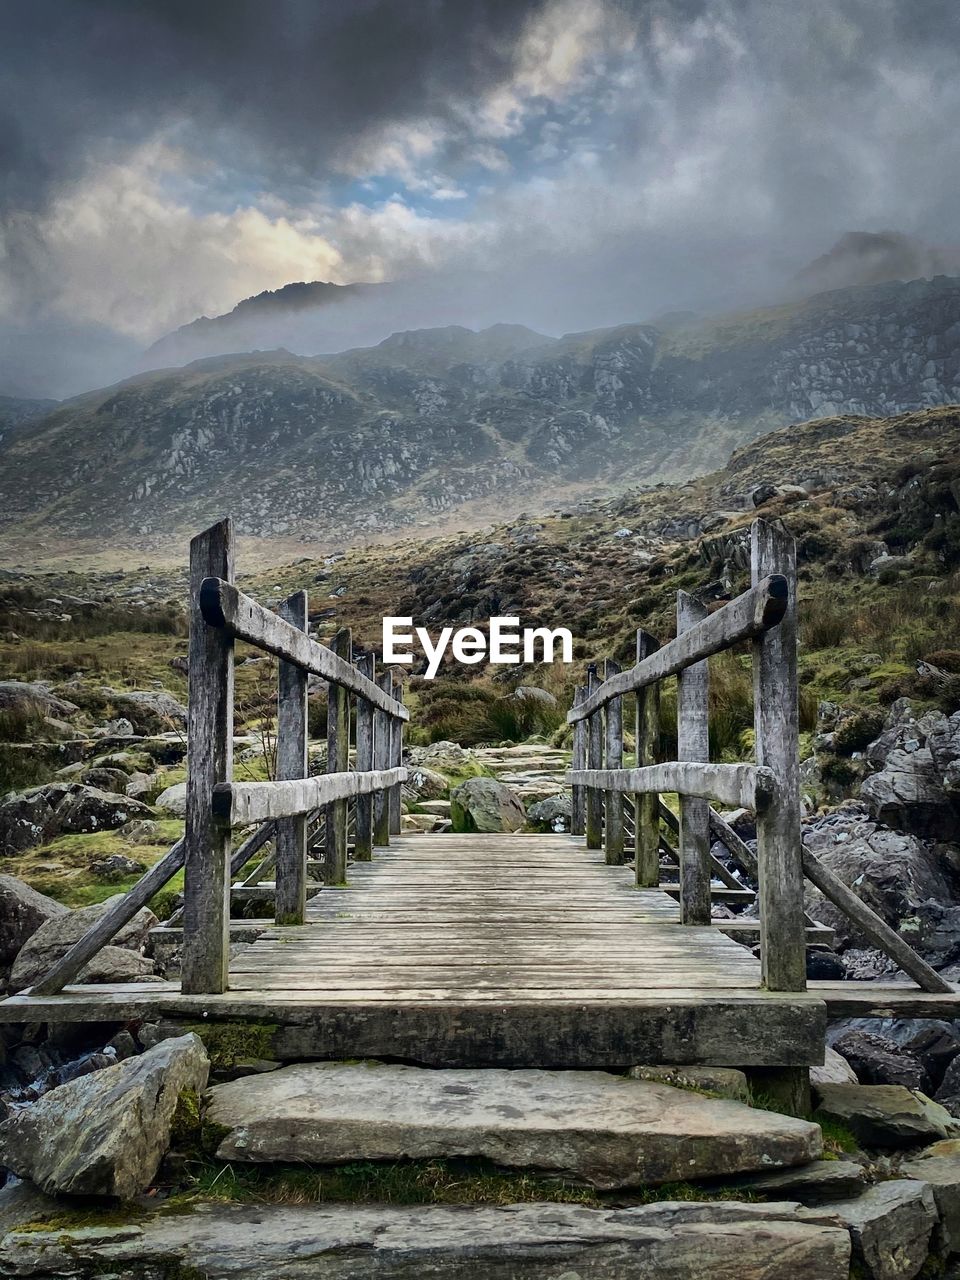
634 630 660 887
354 653 375 861
571 685 587 837
585 665 603 850
182 518 235 995
373 672 392 846
753 520 807 992
677 592 711 925
275 589 309 925
603 659 624 864
324 627 351 885
388 673 404 835
743 1066 811 1118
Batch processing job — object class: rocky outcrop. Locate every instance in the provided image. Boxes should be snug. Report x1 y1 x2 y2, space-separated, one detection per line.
450 777 526 833
0 681 79 721
407 741 474 771
860 700 960 840
205 1061 821 1187
814 1083 960 1148
0 782 152 854
801 805 957 950
0 1033 209 1198
9 895 158 991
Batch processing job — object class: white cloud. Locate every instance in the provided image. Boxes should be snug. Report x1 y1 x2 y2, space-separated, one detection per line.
2 142 345 341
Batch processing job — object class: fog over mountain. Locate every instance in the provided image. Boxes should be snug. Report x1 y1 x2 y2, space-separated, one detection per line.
3 1 960 397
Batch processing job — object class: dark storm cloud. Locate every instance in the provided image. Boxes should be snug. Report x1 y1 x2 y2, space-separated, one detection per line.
0 0 552 211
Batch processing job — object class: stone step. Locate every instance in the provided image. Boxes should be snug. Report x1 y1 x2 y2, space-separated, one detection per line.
0 1193 853 1279
204 1060 821 1189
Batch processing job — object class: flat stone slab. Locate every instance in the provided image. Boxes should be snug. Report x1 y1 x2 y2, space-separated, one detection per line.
0 1197 852 1279
205 1061 822 1188
725 1158 866 1204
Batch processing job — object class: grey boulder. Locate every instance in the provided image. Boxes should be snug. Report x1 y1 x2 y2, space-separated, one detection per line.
902 1139 960 1254
0 680 79 721
450 777 526 833
526 794 573 832
820 1180 937 1280
0 1033 209 1198
154 781 187 817
403 765 449 800
0 874 67 968
814 1083 960 1148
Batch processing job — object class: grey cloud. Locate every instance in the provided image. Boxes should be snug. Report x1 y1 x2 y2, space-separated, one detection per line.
0 0 552 211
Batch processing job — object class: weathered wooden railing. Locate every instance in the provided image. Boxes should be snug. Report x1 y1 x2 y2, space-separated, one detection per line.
568 517 951 996
30 517 408 998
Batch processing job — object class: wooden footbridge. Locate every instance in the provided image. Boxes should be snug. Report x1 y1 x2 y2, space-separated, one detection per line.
3 517 957 1101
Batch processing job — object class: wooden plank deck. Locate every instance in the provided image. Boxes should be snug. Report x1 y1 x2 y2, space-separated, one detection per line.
4 833 949 1067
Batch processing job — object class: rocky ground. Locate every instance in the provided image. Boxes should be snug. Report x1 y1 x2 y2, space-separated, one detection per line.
4 1032 960 1277
2 402 960 1273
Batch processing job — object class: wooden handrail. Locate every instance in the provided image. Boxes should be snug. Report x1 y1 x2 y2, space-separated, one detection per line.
567 574 787 722
567 762 775 812
214 767 408 826
200 577 409 720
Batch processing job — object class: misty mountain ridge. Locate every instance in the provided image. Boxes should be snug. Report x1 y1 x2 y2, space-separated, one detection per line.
141 230 960 373
3 273 960 565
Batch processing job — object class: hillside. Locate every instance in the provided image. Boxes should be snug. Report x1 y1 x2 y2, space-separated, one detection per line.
3 275 960 567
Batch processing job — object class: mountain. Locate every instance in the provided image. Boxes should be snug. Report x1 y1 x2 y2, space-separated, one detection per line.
145 280 390 368
4 275 960 564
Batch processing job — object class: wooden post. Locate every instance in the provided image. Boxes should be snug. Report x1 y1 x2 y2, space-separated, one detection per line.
388 673 403 835
603 659 624 864
677 592 711 925
181 519 234 995
571 685 587 837
274 590 308 925
753 519 807 992
373 671 392 847
354 652 375 861
585 664 603 851
635 629 661 887
324 627 351 885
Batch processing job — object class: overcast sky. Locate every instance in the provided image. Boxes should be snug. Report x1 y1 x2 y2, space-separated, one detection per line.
2 0 959 397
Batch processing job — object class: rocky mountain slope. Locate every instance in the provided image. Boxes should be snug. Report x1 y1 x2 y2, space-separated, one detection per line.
3 275 960 566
